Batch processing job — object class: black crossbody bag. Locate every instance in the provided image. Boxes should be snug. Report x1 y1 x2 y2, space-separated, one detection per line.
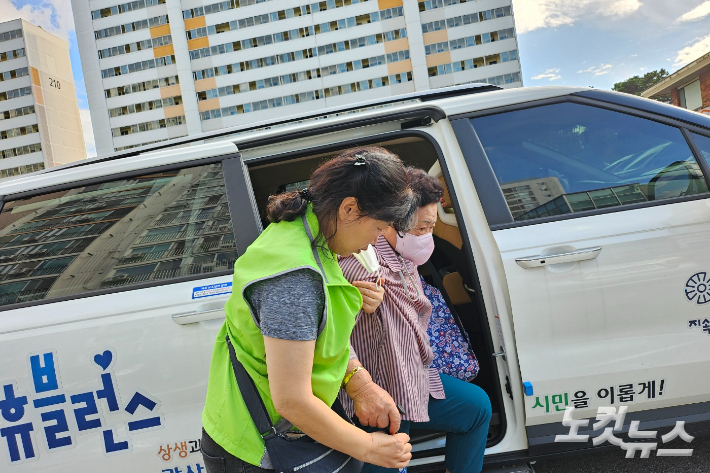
226 335 364 473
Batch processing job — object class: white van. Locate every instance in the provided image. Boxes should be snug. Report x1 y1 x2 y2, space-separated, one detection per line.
1 84 709 472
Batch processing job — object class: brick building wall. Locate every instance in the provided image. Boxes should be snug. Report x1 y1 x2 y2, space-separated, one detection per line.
700 70 710 109
667 72 710 110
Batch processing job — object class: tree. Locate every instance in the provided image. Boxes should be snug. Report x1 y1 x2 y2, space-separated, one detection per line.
613 69 671 102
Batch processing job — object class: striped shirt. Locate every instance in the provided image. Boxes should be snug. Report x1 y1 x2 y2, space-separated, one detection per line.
338 235 445 423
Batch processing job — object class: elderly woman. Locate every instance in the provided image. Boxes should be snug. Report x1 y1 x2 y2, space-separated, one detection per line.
339 168 492 473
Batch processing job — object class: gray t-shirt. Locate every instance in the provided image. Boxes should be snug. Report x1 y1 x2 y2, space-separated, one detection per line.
245 269 325 340
242 269 324 470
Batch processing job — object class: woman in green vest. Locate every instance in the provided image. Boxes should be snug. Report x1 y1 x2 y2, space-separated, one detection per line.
202 147 416 473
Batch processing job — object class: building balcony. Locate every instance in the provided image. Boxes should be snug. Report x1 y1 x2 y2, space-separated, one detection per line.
99 258 236 289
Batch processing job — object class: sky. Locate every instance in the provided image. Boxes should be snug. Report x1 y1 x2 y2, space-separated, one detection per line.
1 0 710 158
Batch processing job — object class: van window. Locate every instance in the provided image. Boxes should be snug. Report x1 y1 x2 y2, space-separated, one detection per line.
0 162 236 306
471 103 710 221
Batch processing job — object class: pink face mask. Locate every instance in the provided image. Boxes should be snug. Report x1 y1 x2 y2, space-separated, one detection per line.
395 232 435 266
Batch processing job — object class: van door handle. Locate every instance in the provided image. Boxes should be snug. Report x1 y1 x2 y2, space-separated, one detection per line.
172 308 225 325
515 246 602 269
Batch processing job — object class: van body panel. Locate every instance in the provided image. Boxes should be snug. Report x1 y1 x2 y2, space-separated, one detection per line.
495 200 710 424
0 153 261 470
0 276 231 472
425 120 529 455
462 90 710 456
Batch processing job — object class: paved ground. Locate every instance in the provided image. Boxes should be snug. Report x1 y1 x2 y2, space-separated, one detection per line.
531 436 710 473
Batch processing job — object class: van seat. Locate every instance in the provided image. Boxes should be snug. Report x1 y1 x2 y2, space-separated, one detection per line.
428 162 473 299
442 271 472 305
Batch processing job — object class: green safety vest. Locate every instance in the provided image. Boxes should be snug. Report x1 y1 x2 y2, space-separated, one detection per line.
202 205 363 466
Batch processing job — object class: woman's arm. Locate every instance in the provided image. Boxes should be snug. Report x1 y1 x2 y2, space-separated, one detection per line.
264 336 411 469
344 357 402 434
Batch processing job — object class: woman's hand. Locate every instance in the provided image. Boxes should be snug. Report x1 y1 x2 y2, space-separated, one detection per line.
365 432 412 469
264 337 399 464
344 364 401 434
352 280 384 314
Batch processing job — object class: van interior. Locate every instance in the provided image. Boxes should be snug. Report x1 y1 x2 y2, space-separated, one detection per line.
246 135 504 450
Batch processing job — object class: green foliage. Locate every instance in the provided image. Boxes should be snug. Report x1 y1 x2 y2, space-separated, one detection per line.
613 69 671 100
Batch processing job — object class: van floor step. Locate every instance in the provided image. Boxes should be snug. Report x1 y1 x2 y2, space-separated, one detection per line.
481 463 535 473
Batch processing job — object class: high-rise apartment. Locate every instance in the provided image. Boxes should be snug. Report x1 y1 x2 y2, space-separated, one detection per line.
0 19 87 179
72 0 522 155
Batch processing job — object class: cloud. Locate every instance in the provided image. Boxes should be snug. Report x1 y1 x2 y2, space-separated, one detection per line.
675 1 710 23
79 109 96 158
515 0 643 34
0 0 75 41
577 64 614 76
674 34 710 68
532 68 562 81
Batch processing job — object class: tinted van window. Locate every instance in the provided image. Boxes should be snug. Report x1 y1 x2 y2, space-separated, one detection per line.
471 103 709 221
692 132 710 162
0 162 236 306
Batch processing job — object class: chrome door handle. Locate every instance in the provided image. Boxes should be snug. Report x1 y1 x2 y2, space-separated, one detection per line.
172 308 225 325
515 246 602 269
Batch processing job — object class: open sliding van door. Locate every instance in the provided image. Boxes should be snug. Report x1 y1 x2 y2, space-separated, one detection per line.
452 99 710 456
0 144 262 472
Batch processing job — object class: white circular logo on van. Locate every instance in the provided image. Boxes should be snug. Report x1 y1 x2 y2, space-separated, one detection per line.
686 272 710 305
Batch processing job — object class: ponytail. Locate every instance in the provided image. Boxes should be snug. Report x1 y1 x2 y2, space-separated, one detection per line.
267 189 311 224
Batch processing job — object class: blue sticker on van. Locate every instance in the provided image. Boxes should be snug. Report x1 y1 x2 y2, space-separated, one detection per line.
192 282 232 299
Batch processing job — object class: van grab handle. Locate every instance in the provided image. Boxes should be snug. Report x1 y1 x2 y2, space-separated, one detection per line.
515 246 602 269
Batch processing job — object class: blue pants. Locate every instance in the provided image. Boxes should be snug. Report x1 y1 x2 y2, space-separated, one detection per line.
360 374 491 473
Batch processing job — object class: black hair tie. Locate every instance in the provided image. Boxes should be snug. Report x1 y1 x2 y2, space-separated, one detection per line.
300 188 311 201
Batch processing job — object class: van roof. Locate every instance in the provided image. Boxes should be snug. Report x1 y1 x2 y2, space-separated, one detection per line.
20 83 709 185
55 83 501 172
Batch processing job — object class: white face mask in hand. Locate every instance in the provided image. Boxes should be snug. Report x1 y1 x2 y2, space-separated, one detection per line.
353 244 381 289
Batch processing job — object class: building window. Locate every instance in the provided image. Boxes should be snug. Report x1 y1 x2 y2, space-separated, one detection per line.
678 80 702 111
1 143 42 159
0 124 39 140
0 162 43 179
105 75 179 99
111 115 186 137
91 0 166 20
199 72 414 120
108 96 182 117
0 105 34 121
0 29 22 43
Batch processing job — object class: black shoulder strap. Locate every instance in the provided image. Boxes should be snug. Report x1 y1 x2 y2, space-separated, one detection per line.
226 335 293 438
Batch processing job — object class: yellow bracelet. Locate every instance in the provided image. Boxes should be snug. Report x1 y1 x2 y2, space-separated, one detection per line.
342 366 364 388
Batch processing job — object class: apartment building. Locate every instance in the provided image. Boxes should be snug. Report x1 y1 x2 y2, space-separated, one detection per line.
0 19 87 179
72 0 522 155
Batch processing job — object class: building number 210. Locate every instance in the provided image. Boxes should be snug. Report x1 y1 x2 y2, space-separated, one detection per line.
49 78 60 89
